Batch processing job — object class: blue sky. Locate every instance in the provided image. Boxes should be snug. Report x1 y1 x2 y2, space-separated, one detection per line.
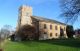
0 0 80 29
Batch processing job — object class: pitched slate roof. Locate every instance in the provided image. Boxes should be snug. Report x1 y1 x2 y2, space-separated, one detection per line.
32 16 67 25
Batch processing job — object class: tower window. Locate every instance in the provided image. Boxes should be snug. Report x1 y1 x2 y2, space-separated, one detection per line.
44 24 47 29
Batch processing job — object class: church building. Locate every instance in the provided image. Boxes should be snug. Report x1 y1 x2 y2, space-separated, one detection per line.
17 5 67 40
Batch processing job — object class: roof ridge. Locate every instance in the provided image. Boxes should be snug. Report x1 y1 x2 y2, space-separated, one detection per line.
32 16 67 25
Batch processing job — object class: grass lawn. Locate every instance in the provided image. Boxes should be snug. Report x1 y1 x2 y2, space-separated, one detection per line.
4 39 80 51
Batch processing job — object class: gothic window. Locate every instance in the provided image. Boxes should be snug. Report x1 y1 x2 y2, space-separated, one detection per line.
44 24 47 29
55 33 58 36
55 26 57 30
50 25 52 30
50 33 52 37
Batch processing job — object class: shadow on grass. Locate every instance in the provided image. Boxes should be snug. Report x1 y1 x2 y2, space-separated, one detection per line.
15 39 80 48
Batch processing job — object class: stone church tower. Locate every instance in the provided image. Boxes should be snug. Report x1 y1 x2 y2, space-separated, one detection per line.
17 5 32 28
16 5 67 40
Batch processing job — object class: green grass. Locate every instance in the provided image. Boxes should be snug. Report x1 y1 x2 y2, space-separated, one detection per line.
4 39 80 51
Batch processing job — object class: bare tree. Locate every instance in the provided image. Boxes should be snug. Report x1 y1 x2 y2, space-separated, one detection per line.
60 0 80 24
0 25 12 50
0 25 12 41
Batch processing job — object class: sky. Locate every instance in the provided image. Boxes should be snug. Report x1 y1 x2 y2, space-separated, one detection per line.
0 0 80 29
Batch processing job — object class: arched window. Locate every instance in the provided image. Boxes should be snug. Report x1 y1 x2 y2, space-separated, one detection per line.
44 24 47 29
50 33 52 37
50 25 52 30
55 26 57 30
55 33 58 36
